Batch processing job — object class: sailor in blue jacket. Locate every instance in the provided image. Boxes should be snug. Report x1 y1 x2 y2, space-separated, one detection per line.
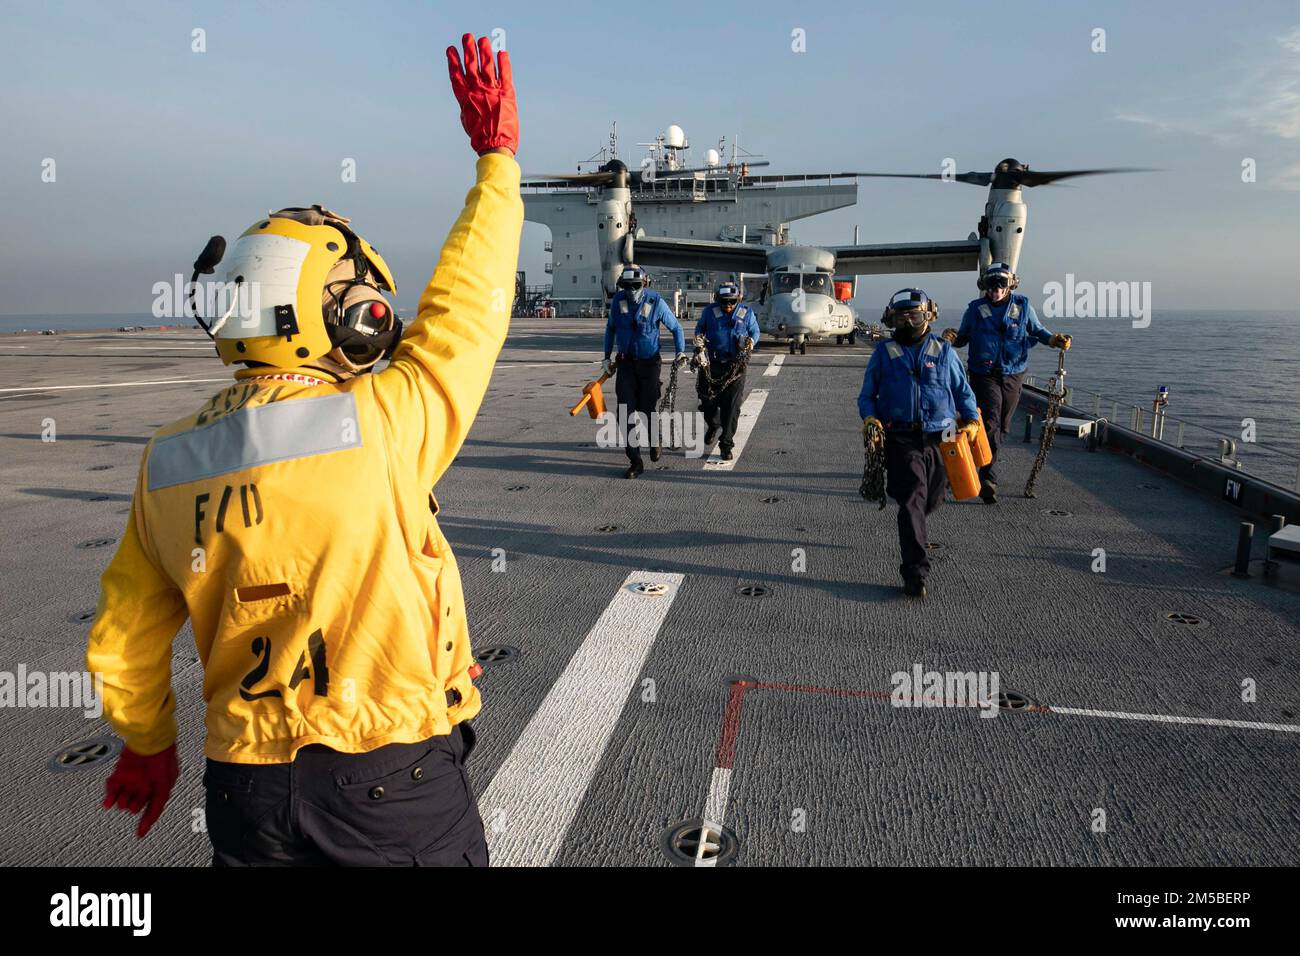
860 289 980 598
942 262 1071 503
693 282 761 460
602 265 686 478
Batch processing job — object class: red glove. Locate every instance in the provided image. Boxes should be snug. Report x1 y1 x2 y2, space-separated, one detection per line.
102 743 179 838
446 33 519 156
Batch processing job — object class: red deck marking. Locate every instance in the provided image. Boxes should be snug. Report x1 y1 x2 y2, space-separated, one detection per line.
714 680 749 770
751 680 895 703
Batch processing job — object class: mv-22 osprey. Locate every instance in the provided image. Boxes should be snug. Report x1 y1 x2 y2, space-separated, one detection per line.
534 157 1142 353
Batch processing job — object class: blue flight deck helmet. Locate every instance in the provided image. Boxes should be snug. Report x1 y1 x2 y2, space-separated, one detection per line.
715 282 741 307
978 261 1019 292
617 265 647 292
881 288 938 329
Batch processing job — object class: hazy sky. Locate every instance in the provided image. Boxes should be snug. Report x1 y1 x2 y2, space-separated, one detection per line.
2 0 1298 315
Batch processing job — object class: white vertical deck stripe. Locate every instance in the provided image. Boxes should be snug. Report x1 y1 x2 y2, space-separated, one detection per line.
703 388 768 471
482 572 685 866
696 766 733 868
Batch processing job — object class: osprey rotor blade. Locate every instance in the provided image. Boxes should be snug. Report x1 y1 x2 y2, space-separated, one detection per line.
850 171 994 186
1014 166 1155 187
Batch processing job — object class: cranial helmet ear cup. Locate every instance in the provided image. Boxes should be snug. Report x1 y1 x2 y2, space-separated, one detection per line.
317 256 403 372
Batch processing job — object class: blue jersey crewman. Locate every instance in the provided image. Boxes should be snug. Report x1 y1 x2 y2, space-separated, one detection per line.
942 262 1071 503
860 289 979 598
693 282 760 460
602 265 686 478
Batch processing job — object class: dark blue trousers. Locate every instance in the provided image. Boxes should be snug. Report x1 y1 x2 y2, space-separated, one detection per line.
884 431 946 582
203 722 486 866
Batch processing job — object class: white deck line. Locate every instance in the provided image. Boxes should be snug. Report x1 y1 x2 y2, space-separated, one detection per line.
703 388 768 471
481 572 685 866
94 346 215 351
696 766 733 868
0 378 229 394
1048 706 1300 733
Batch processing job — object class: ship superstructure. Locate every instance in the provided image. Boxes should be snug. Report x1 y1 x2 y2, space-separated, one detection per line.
522 125 858 316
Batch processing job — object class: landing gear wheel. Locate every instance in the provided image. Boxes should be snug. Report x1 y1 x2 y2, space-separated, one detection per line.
847 331 857 345
799 341 807 355
835 335 843 345
788 341 796 355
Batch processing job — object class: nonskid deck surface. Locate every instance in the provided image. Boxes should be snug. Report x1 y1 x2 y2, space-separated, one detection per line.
1 322 1296 866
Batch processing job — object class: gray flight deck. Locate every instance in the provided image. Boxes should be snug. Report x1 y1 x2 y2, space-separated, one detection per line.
1 322 1296 867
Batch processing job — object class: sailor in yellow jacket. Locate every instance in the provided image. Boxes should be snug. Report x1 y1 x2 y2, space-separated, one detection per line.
86 33 522 866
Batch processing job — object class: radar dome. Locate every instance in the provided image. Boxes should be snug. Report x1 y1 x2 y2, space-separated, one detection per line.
664 125 686 148
704 148 721 167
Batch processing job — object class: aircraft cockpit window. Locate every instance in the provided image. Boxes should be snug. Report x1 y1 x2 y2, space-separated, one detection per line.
775 274 801 293
803 273 831 295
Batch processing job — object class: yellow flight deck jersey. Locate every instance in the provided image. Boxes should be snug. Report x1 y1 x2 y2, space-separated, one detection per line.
86 154 524 764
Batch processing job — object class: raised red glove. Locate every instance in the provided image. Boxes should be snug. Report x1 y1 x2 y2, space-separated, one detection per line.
102 743 179 838
446 33 519 156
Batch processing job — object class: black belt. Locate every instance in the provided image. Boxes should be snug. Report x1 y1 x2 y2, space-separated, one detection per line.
885 421 923 431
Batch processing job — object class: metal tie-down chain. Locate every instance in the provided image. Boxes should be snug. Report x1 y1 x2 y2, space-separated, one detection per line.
697 346 751 402
1024 348 1067 498
673 334 752 456
859 420 888 509
655 358 681 456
